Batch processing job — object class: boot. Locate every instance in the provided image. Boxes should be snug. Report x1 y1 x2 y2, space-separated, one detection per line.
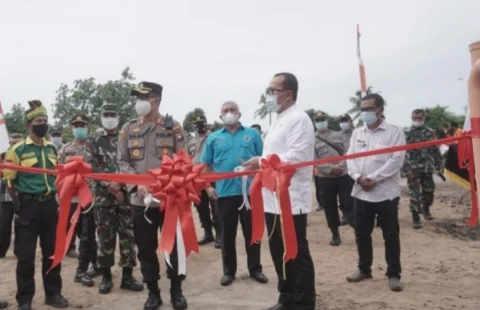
86 262 102 278
74 260 94 287
144 281 163 310
340 214 348 226
0 298 7 309
198 228 214 245
170 279 188 310
423 206 433 220
412 211 423 229
120 267 144 292
45 294 69 308
330 229 341 246
98 268 113 294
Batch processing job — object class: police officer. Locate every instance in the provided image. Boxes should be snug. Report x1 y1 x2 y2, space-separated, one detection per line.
403 109 443 229
186 115 220 248
0 133 23 258
59 114 97 286
3 100 69 309
49 127 64 149
85 103 144 294
313 111 353 246
117 81 188 310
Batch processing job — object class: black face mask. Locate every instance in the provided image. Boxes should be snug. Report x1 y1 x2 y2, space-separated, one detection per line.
32 124 49 138
196 124 207 134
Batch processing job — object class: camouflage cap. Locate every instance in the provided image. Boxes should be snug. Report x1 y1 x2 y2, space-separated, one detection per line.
131 81 163 98
25 100 48 122
70 114 89 125
102 102 118 113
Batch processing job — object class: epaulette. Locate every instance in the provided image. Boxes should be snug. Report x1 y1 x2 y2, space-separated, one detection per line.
128 118 140 124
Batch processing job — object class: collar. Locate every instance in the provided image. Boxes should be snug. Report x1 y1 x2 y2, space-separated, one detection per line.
276 103 298 120
363 120 387 132
25 136 48 146
221 123 244 133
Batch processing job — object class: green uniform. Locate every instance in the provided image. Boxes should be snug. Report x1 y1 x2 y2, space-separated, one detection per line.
403 126 443 213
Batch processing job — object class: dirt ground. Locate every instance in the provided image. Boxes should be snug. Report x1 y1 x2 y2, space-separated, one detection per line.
0 178 479 310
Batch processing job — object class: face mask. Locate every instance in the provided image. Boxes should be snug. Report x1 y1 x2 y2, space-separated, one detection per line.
101 117 119 130
135 99 152 117
265 94 281 113
196 123 207 134
315 121 328 130
360 111 378 126
73 127 88 140
222 113 239 126
340 122 350 131
50 137 62 146
32 124 49 138
412 121 424 127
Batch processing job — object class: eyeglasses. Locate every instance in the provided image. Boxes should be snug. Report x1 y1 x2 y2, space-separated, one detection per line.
360 107 379 112
265 88 285 95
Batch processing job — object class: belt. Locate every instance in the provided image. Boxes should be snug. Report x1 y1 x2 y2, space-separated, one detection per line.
20 194 55 202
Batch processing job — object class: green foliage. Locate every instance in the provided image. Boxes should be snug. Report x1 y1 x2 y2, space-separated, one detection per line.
4 103 27 135
210 121 223 132
347 86 376 121
304 108 341 131
52 67 136 142
183 108 206 136
423 105 465 137
254 93 272 125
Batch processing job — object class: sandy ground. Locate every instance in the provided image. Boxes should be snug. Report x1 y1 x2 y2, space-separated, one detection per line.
0 178 479 310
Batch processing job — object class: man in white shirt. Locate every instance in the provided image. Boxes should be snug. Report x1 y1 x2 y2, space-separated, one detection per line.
243 72 316 310
346 93 405 292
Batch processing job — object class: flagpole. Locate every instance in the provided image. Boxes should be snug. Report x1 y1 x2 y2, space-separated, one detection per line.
357 24 368 97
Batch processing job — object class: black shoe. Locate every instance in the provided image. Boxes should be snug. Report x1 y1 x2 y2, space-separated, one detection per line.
220 274 235 286
170 290 188 310
66 249 78 258
262 303 291 310
121 276 144 292
198 230 214 245
0 299 7 309
423 207 434 221
144 290 163 310
388 277 403 292
330 231 341 246
412 212 423 229
340 215 348 226
214 237 221 249
346 270 373 283
250 272 268 284
86 263 102 278
45 294 69 308
74 270 95 287
99 276 113 294
316 205 324 211
17 304 31 310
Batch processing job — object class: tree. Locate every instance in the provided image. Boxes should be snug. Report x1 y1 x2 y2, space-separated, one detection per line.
254 93 272 125
182 108 206 136
52 67 136 141
210 121 223 132
304 108 341 131
423 105 465 137
4 103 27 135
347 86 376 120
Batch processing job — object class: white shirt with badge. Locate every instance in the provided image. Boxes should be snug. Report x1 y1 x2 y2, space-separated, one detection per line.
346 121 406 202
261 104 315 215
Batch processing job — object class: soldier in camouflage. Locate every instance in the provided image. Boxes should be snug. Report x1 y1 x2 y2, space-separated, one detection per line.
403 109 443 229
84 103 144 295
186 115 220 249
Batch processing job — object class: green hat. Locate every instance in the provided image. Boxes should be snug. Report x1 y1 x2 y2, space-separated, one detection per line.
25 100 47 122
102 103 118 113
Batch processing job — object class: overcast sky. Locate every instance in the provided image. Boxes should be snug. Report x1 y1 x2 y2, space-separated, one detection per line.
0 0 478 130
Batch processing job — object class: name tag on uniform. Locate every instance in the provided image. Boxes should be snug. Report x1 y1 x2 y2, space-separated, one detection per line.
131 127 141 133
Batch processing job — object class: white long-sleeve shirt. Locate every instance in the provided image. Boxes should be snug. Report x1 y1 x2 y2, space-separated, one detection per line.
261 104 315 215
346 121 406 202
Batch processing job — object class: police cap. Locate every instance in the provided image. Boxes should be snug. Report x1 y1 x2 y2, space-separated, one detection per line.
50 126 62 134
131 81 163 98
70 114 89 125
339 114 352 122
193 115 207 124
102 103 118 114
314 111 327 121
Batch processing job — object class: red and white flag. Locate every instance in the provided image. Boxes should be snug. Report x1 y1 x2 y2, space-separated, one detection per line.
357 24 367 96
0 101 10 153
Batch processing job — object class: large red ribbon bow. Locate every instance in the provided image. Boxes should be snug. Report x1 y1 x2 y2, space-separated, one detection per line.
49 157 93 272
148 150 209 256
250 154 298 262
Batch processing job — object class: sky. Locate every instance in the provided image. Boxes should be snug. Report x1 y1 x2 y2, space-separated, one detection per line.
0 0 478 131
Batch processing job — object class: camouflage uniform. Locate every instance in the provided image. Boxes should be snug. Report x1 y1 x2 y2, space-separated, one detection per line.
403 125 443 222
84 103 143 295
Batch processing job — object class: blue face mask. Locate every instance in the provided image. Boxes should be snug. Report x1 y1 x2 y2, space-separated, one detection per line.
360 111 378 126
72 127 88 140
315 121 328 130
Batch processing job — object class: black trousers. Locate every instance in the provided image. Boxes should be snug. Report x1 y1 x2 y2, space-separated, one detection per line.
216 195 262 276
318 175 354 230
265 213 316 309
67 203 82 252
74 204 97 269
194 190 218 232
0 201 17 256
15 196 62 305
354 197 401 278
313 176 322 207
133 205 185 283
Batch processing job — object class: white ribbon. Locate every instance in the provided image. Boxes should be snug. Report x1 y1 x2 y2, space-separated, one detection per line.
143 194 159 224
234 166 251 211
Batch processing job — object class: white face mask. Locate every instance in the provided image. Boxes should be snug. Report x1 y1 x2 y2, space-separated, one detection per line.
340 122 350 131
135 99 152 117
221 112 239 126
101 116 119 130
265 94 281 113
412 121 424 127
50 136 62 147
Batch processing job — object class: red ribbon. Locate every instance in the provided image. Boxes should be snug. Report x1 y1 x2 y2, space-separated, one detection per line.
250 154 297 262
148 150 209 256
457 132 478 227
48 157 93 272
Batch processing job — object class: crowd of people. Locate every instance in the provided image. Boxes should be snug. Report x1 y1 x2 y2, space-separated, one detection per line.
0 73 448 310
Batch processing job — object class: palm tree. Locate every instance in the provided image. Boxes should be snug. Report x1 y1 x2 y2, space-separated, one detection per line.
254 93 272 125
347 86 375 120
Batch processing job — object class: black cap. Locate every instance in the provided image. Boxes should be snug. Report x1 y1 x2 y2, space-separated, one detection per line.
131 81 163 98
193 115 207 124
50 126 62 134
70 114 89 125
339 114 352 122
